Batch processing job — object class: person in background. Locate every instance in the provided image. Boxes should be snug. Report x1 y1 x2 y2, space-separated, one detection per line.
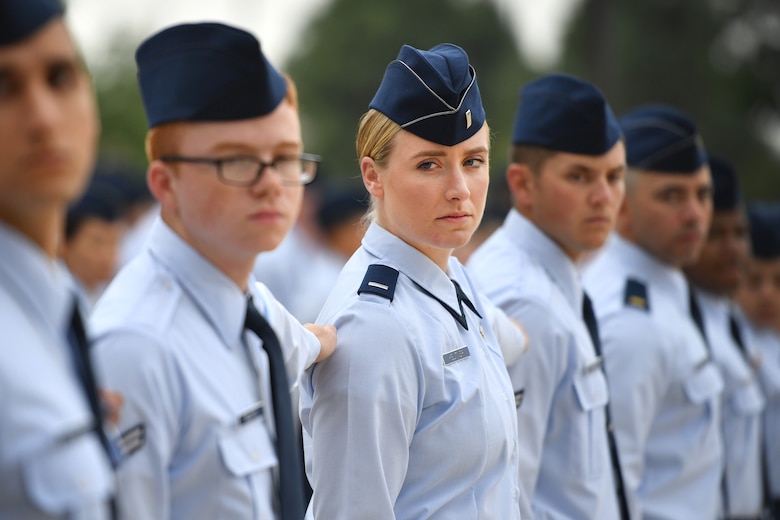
582 104 724 520
735 203 780 518
683 155 765 519
0 0 116 517
469 73 629 520
301 43 526 519
90 22 336 520
316 183 369 262
60 174 127 311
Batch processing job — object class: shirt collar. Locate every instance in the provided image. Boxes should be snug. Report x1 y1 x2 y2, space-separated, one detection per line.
0 221 72 334
504 209 582 311
362 222 464 311
147 219 247 348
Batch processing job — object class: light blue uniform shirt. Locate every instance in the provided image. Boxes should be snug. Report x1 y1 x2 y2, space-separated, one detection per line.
0 222 115 519
468 209 621 520
91 219 320 520
738 315 780 501
693 289 765 516
583 235 724 520
301 222 522 520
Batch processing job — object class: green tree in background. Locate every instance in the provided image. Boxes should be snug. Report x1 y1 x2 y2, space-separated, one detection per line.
284 0 533 187
90 31 148 173
561 0 780 200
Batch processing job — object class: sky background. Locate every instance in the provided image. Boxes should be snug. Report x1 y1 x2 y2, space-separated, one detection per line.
66 0 581 71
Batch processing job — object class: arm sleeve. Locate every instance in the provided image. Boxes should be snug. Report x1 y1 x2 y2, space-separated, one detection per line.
504 300 568 517
93 330 181 520
306 301 421 520
484 299 529 366
599 311 668 513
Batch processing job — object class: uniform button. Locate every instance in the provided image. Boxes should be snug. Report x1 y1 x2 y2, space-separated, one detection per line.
161 279 172 290
250 448 261 461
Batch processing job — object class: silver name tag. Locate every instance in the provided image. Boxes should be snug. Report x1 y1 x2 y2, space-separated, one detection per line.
443 346 470 365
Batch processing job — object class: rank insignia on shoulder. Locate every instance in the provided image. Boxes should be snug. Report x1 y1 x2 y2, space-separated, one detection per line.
117 423 145 458
624 278 649 311
514 388 525 408
358 264 399 302
443 346 470 365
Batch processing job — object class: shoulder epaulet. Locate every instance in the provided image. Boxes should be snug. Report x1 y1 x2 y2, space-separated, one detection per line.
357 264 399 302
624 277 649 311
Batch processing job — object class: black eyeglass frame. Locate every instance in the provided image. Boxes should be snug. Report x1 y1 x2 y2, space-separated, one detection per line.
159 153 321 187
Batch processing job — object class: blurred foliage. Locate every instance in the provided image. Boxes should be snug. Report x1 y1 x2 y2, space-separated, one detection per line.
560 0 780 201
284 0 532 190
90 30 148 174
90 0 779 201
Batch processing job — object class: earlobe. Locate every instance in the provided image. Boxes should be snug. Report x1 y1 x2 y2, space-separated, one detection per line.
361 156 384 199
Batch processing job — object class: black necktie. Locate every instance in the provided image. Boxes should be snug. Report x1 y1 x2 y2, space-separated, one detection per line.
688 286 709 347
413 279 482 330
67 301 114 462
245 300 305 520
582 292 630 520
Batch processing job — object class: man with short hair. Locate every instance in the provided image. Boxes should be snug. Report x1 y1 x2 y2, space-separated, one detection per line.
0 0 116 517
583 104 724 520
469 73 629 519
683 155 765 518
91 22 336 520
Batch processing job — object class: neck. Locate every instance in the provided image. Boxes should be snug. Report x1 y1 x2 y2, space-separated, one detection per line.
0 204 63 259
161 212 254 292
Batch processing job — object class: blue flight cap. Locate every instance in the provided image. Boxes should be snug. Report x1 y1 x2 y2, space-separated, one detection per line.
368 43 485 146
135 22 287 128
511 73 621 155
748 204 780 259
708 154 741 211
619 104 706 173
0 0 63 46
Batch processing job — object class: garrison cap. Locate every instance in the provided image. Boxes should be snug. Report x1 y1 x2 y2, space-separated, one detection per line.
619 104 707 173
136 22 287 128
369 43 484 146
512 73 621 155
708 155 741 211
0 0 63 46
748 204 780 259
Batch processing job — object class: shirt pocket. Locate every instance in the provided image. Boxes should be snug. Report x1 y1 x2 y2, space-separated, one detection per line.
22 428 114 515
683 361 724 404
572 366 610 478
729 380 765 417
218 417 278 477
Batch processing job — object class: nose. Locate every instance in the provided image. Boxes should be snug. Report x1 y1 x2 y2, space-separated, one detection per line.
446 166 471 201
248 162 284 196
589 177 612 206
25 82 60 139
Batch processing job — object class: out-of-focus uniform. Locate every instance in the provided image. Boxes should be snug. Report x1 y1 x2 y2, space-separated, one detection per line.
583 235 724 520
0 222 115 519
469 209 620 520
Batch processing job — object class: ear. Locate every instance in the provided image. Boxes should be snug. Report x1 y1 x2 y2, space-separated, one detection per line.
505 162 535 209
361 156 384 200
147 160 178 212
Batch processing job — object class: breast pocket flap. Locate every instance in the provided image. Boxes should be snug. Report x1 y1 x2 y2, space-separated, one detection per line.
218 419 278 476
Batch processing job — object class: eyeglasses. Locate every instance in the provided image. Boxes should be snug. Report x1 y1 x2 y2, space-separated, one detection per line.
159 153 321 187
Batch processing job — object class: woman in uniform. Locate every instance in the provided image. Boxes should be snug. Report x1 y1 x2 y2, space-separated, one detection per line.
301 43 524 520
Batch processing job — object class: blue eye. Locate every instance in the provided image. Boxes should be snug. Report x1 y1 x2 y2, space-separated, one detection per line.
418 161 437 171
464 158 485 168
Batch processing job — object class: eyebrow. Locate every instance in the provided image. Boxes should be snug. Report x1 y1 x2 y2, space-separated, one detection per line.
410 146 488 159
209 140 301 154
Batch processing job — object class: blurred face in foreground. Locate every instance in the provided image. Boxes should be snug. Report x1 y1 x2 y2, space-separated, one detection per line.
361 124 490 270
618 166 712 268
683 209 749 295
508 140 626 261
0 19 98 250
147 100 305 289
